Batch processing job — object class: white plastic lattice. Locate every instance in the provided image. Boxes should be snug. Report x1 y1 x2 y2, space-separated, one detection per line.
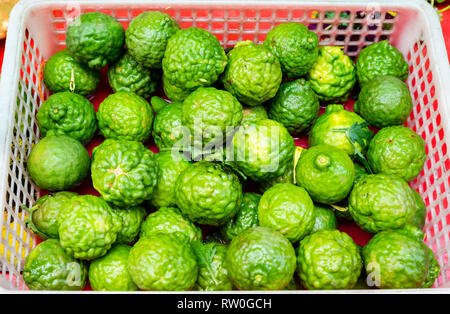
0 0 449 291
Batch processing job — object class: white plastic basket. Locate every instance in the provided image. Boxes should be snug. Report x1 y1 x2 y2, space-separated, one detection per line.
0 0 449 292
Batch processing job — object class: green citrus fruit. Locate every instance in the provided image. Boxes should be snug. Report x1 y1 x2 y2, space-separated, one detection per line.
128 233 198 291
226 226 296 290
356 40 408 86
97 91 154 143
311 205 338 233
241 106 268 126
308 46 356 102
175 161 242 226
258 183 315 242
295 144 355 204
422 247 440 288
37 92 97 145
367 126 426 182
23 239 87 290
349 173 416 233
140 206 202 244
297 229 362 289
264 22 318 77
27 135 90 191
151 98 185 150
43 49 100 96
411 188 426 229
91 139 159 207
268 78 320 134
126 11 180 69
25 191 78 239
355 75 413 128
162 74 192 102
107 52 159 98
58 195 121 260
89 244 137 291
66 12 125 69
220 192 261 242
222 41 282 106
109 204 147 244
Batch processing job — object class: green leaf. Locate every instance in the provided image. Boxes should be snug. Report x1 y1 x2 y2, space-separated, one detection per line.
191 241 218 285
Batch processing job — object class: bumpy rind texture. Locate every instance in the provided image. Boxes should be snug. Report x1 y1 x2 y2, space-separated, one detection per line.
27 135 90 191
182 87 243 146
362 229 429 289
128 233 198 291
220 192 261 242
367 126 426 182
89 244 137 291
175 161 242 226
23 239 87 290
196 243 233 291
97 91 154 143
296 144 355 204
311 205 338 233
422 247 440 288
58 195 121 260
108 53 158 98
162 27 227 91
110 204 147 244
43 49 100 96
126 11 180 69
308 104 371 157
222 41 282 106
27 191 78 240
349 174 416 233
151 100 185 150
356 40 408 86
225 227 296 290
297 230 362 290
355 75 412 129
308 46 356 102
233 119 295 182
241 106 268 126
264 22 319 77
140 207 202 244
91 139 159 207
162 74 192 102
66 12 125 69
37 92 97 144
411 189 426 229
268 79 320 134
258 183 315 242
148 151 191 208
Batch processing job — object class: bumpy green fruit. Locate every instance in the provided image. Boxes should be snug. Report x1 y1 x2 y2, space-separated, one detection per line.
163 27 227 91
309 46 356 102
175 161 242 226
264 22 318 77
296 144 355 204
128 233 198 291
162 74 192 102
355 75 412 128
297 230 362 289
268 79 320 134
66 12 125 69
140 207 202 244
27 135 90 191
23 239 87 290
109 204 147 244
148 151 191 208
258 183 315 242
89 244 137 291
220 192 260 242
195 242 233 291
151 98 185 150
241 106 268 126
233 119 295 182
43 49 100 96
349 174 416 233
411 188 426 229
91 139 159 207
311 205 338 233
367 126 426 182
25 191 78 239
126 11 180 69
356 40 408 86
108 53 158 98
226 227 296 290
58 195 121 260
222 41 282 106
97 91 154 143
37 92 97 145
